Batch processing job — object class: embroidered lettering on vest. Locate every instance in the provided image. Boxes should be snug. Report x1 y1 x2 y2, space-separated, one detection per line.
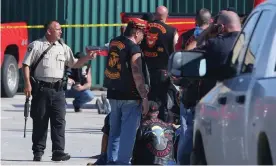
148 23 167 34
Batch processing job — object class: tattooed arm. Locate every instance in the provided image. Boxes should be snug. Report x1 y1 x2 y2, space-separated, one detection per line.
131 53 148 98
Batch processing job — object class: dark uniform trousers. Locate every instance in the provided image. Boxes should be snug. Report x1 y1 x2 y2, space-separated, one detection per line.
31 86 66 154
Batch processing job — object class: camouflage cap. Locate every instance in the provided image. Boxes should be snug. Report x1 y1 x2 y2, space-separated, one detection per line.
127 18 148 31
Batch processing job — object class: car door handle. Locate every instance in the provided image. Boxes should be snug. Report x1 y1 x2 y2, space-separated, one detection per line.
236 95 245 104
218 96 227 105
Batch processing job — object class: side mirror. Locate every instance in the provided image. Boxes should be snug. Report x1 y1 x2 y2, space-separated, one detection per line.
168 51 207 78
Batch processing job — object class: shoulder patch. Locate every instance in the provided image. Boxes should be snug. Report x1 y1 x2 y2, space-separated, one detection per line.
27 47 33 52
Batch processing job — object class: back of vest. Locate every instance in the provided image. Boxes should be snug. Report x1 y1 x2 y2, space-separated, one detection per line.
141 20 176 70
103 36 141 99
181 28 195 50
132 118 175 165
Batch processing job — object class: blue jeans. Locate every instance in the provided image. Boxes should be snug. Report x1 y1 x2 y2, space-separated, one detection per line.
107 99 142 165
177 102 195 165
65 88 94 108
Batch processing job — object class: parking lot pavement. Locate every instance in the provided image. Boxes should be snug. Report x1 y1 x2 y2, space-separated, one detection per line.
1 91 107 165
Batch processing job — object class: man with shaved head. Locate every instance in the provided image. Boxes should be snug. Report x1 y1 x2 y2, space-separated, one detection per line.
140 6 179 122
22 20 97 162
177 11 241 165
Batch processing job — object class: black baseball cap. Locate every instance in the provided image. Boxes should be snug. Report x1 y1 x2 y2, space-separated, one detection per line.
148 101 159 113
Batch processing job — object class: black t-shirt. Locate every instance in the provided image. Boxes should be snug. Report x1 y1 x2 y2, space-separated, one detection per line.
132 117 175 165
67 63 90 85
105 36 142 100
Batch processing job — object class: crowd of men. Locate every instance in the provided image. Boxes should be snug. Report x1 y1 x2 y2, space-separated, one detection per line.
22 4 242 165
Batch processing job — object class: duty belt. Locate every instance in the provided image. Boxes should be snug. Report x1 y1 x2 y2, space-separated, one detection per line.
39 80 63 91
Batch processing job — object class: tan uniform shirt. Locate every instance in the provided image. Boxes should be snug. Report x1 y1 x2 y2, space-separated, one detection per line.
23 37 77 82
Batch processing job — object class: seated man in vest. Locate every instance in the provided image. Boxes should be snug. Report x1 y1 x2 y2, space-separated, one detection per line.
132 101 177 165
66 52 94 112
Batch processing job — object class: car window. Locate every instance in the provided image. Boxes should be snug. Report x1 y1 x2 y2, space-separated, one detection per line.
231 12 260 73
242 10 274 74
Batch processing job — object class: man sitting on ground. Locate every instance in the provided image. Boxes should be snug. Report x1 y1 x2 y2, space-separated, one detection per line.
66 52 94 112
132 101 177 165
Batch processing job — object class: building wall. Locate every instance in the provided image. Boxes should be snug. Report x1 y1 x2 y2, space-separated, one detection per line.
171 0 253 14
1 0 254 89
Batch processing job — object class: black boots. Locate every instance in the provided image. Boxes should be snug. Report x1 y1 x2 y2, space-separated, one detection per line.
33 152 44 161
33 151 70 161
51 151 71 161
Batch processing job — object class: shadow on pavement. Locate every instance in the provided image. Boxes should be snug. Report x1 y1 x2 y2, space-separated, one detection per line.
70 156 94 159
1 159 50 162
90 154 101 159
11 104 98 109
3 108 98 113
2 128 102 134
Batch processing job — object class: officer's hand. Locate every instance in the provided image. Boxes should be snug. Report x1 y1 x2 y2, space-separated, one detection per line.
142 98 149 116
87 51 97 60
24 83 32 98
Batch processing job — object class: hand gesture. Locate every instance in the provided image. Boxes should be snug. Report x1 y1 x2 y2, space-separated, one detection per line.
87 51 97 60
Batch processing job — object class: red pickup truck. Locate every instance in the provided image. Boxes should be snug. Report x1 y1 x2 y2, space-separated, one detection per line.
1 22 28 97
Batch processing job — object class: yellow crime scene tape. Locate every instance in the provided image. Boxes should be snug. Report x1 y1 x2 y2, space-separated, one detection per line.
0 22 195 29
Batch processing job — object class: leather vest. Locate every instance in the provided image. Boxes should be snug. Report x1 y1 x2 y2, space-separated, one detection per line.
132 118 175 165
141 20 176 70
181 28 196 49
104 36 146 97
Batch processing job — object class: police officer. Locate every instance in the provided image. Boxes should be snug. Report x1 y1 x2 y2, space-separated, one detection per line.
176 11 242 165
104 20 149 165
140 6 179 122
132 101 176 165
22 20 96 161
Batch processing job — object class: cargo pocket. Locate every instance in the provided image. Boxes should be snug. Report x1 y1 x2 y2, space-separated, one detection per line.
57 54 66 69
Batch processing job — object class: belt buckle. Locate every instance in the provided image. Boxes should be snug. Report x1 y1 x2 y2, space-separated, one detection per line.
49 82 55 89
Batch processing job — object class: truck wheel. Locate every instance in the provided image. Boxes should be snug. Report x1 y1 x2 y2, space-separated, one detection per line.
1 54 19 98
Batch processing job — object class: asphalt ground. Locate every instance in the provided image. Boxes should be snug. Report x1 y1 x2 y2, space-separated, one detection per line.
1 91 107 165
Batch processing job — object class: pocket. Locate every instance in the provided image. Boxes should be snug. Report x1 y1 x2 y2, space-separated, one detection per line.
42 54 50 67
57 54 66 69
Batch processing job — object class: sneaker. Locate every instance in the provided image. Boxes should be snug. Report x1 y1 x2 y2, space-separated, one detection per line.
93 153 107 165
96 99 105 114
51 151 71 161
